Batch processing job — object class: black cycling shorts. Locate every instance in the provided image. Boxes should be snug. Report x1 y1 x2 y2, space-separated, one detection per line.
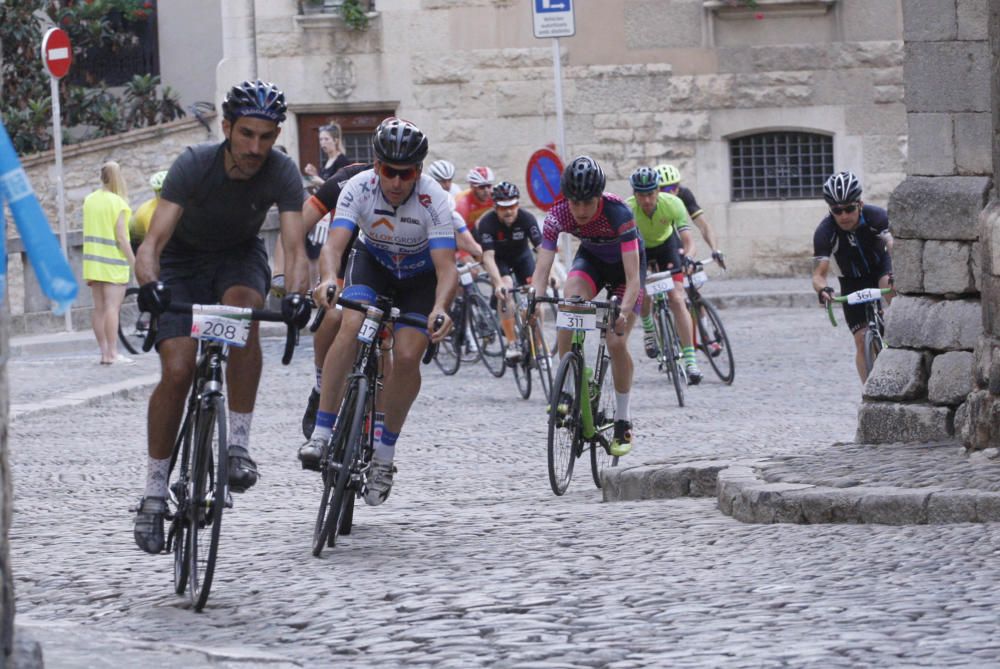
341 242 437 331
568 246 647 315
495 249 536 286
156 237 270 345
838 275 886 334
646 235 683 280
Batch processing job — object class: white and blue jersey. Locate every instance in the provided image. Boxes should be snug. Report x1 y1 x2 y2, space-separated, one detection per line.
333 170 456 279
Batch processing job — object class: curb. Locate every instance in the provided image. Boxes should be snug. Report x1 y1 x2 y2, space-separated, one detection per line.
11 374 160 421
707 291 815 310
602 459 1000 525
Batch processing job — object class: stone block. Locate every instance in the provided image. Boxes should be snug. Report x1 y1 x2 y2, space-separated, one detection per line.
794 488 863 524
904 41 991 113
902 0 957 41
884 295 981 351
889 176 991 241
971 241 982 292
625 0 701 49
856 401 954 443
955 112 993 175
973 336 993 387
891 238 923 293
957 0 989 40
905 113 954 176
975 493 1000 521
928 350 975 405
859 486 934 524
863 348 928 401
841 0 903 42
980 199 1000 277
981 273 1000 337
926 490 980 523
922 240 975 295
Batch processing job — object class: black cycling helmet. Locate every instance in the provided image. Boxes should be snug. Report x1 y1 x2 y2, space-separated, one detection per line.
372 117 429 165
222 80 287 124
822 171 863 206
629 166 659 193
492 181 520 206
561 156 606 202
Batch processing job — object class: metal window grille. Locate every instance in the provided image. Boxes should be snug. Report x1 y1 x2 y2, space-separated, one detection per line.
729 131 833 201
342 133 374 164
67 6 159 87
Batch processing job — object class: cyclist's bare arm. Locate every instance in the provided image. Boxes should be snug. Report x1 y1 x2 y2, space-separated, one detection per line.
482 249 505 289
881 230 894 254
530 246 556 295
679 226 696 260
136 199 184 284
812 257 832 303
279 209 309 293
621 247 642 316
691 212 720 252
456 229 482 259
315 225 354 309
429 247 459 342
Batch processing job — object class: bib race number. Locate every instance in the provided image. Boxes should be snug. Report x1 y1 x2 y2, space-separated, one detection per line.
646 277 674 296
357 316 379 344
847 288 881 305
191 305 252 347
556 302 597 331
459 270 474 286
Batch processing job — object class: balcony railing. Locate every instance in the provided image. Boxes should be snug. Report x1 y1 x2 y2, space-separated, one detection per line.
297 0 374 15
67 10 159 87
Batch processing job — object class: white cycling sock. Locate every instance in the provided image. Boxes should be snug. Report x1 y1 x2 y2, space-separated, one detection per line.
229 411 253 450
145 456 170 498
615 391 631 422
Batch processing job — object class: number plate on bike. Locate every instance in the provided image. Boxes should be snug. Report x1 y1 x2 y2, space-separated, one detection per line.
190 305 252 347
847 288 881 305
556 303 597 331
459 270 474 286
646 277 674 295
357 316 379 344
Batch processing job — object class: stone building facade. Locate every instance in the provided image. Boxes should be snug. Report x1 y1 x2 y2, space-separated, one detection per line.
857 0 993 447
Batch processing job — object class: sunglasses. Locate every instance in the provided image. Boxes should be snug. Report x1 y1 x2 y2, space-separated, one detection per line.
473 184 492 191
660 185 679 193
378 163 419 180
830 204 858 215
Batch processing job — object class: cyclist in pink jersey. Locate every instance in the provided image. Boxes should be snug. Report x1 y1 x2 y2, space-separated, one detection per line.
530 156 645 457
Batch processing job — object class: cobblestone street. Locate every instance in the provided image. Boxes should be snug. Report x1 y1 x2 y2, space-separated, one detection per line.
10 305 1000 667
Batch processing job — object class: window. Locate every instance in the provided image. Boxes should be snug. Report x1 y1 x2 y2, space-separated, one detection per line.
729 131 833 201
296 110 394 172
68 5 159 87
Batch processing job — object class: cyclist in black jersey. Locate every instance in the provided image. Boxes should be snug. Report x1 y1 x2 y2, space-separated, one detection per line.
812 171 894 382
479 182 541 362
655 164 726 269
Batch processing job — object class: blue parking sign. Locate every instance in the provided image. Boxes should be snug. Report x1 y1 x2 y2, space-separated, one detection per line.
532 0 574 38
535 0 570 12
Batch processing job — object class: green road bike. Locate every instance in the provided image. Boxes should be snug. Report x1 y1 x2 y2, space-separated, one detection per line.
827 286 893 378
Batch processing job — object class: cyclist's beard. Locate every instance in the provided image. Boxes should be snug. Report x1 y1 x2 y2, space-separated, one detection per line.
224 139 264 179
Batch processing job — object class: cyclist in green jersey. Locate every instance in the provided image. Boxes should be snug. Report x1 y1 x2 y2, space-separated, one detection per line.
627 166 702 384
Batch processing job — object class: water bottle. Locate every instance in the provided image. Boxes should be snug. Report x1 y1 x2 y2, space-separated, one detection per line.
0 121 78 314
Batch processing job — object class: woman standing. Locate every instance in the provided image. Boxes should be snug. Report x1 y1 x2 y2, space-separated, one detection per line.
82 161 135 365
303 123 349 187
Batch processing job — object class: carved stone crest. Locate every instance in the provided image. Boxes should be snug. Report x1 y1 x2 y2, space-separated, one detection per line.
324 56 356 100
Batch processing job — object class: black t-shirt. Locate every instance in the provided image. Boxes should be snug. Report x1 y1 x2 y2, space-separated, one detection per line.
160 142 304 254
308 162 371 275
676 186 702 218
319 153 351 181
478 209 541 259
813 204 891 278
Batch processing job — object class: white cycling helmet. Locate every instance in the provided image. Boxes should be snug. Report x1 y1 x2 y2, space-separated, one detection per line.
466 166 494 187
428 159 455 181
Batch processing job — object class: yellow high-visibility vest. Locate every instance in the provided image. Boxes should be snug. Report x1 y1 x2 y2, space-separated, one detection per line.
82 189 132 284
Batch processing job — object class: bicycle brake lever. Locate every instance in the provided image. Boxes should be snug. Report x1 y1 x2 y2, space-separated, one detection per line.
421 314 446 364
141 316 158 352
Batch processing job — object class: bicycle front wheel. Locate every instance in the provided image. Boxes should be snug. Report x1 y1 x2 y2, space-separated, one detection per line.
512 319 532 400
434 300 463 376
468 294 506 378
654 302 685 407
117 286 142 355
694 299 735 384
533 325 554 404
589 351 619 488
863 328 883 379
548 353 581 496
187 395 227 612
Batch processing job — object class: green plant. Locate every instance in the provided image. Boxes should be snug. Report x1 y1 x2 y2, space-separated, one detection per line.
340 0 370 31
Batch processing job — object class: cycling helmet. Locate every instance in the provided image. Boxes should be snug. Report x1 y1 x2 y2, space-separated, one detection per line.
148 170 168 192
221 80 287 124
467 166 495 187
371 117 429 165
428 159 456 181
492 181 520 207
560 156 606 202
629 166 659 193
655 164 681 188
823 171 863 205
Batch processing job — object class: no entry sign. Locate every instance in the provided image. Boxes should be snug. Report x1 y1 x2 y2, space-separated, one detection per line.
42 28 72 79
525 148 564 211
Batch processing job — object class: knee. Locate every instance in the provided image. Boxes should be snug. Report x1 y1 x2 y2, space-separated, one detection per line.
393 345 423 372
160 358 195 393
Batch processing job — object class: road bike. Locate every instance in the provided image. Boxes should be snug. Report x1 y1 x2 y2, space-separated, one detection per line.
531 293 621 496
117 286 145 354
434 262 506 378
685 258 735 385
138 285 304 610
312 294 439 556
827 286 893 378
645 267 686 407
504 285 553 401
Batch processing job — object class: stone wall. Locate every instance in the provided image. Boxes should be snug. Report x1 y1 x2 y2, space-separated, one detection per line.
857 0 992 445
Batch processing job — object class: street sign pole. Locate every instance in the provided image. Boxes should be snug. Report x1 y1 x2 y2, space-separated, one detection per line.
551 38 566 161
50 75 71 331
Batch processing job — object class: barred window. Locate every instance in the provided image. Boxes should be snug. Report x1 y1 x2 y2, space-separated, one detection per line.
342 133 375 164
729 131 833 201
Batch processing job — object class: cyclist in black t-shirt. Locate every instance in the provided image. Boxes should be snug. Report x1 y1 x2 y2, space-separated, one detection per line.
655 164 726 269
812 171 894 382
479 182 541 362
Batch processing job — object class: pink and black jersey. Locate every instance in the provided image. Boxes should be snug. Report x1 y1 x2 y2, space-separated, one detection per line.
540 194 641 264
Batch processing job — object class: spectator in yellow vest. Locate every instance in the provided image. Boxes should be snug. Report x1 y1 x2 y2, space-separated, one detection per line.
130 170 166 253
82 160 135 365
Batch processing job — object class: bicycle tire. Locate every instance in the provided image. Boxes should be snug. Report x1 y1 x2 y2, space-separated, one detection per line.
589 351 620 488
694 299 735 384
655 302 685 407
468 294 506 378
187 395 227 612
434 300 463 375
511 315 532 400
547 353 581 496
313 377 366 556
117 286 142 355
534 325 554 404
863 328 882 379
170 415 192 596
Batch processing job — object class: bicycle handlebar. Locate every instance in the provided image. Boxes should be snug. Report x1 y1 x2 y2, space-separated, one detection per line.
335 295 443 365
529 293 622 333
825 287 893 327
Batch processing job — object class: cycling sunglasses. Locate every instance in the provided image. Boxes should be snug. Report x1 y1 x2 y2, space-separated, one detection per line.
830 204 859 215
378 163 419 180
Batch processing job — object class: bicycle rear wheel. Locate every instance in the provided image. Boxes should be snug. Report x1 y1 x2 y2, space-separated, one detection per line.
187 395 227 612
117 286 143 355
694 299 734 384
863 328 883 378
468 294 506 378
589 352 619 488
654 302 685 407
548 353 581 496
434 300 463 375
533 324 554 403
313 377 366 556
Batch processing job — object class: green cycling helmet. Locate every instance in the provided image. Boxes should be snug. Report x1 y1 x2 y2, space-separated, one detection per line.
655 164 681 188
629 166 660 193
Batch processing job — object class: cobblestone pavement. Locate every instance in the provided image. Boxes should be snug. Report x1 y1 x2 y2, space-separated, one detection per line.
10 305 1000 667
